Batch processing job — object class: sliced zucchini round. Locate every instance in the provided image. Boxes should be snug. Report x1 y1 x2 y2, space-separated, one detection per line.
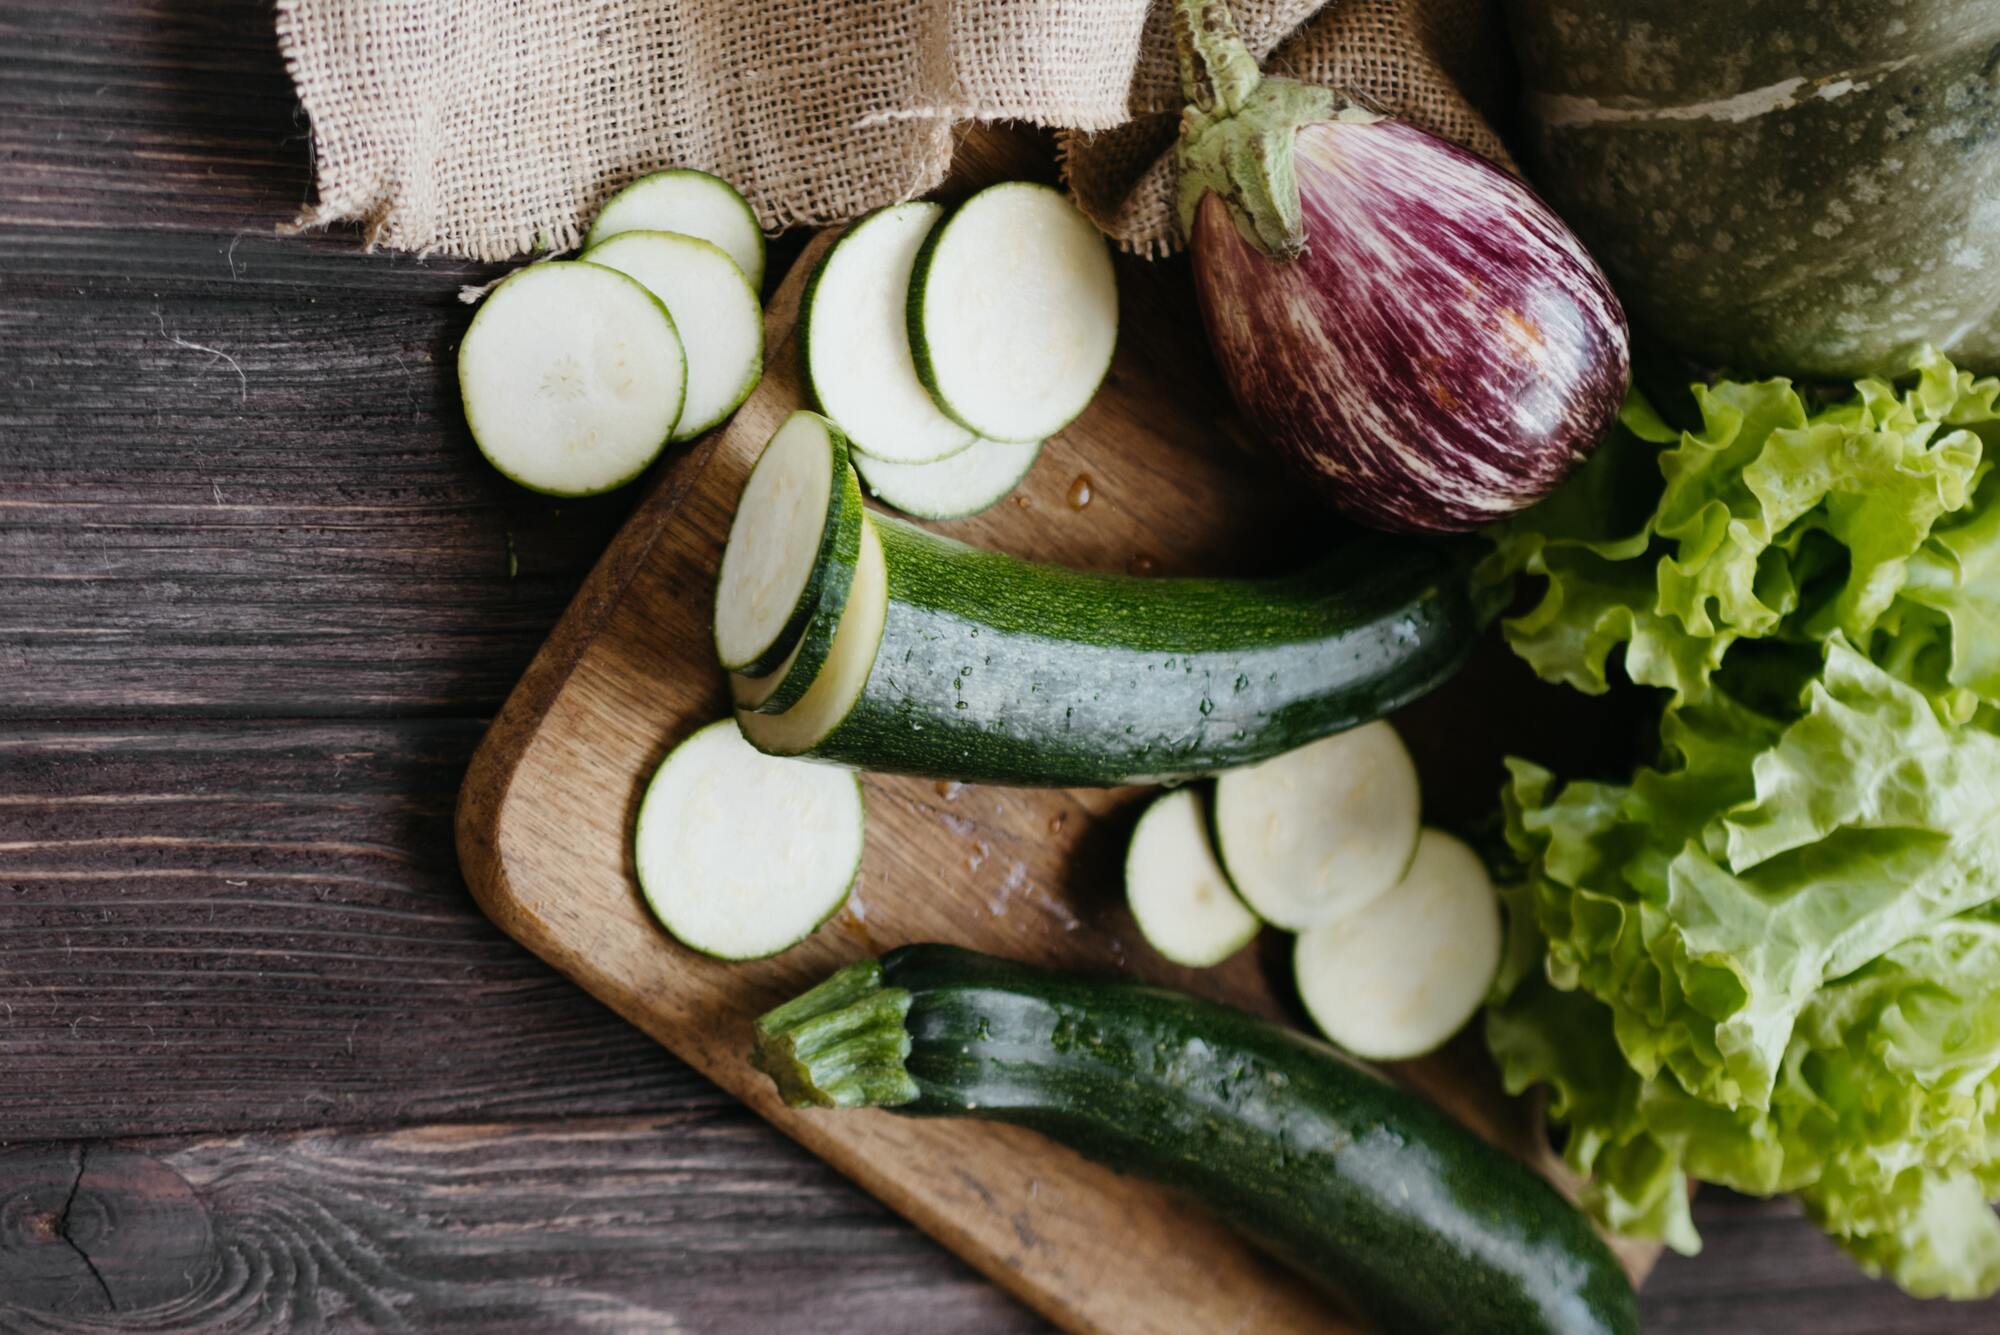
908 182 1118 443
730 631 804 712
586 168 766 290
853 435 1042 521
713 412 857 676
579 231 763 441
1125 787 1260 968
1295 829 1501 1061
457 262 686 497
800 203 976 464
633 718 864 960
1212 721 1421 931
737 514 888 757
730 459 866 715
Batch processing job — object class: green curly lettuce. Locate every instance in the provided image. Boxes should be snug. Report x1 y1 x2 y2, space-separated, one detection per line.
1485 350 1998 704
1485 352 2000 1298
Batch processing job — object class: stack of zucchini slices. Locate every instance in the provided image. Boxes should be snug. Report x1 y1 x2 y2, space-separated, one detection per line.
799 184 1118 520
457 169 766 496
1123 723 1503 1061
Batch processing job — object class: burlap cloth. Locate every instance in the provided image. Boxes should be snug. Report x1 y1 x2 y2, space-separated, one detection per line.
275 0 1512 262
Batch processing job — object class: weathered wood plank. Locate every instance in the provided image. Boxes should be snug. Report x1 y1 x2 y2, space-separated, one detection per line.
0 721 717 1139
0 1115 1043 1332
0 1126 1980 1335
1641 1189 2000 1334
0 0 622 718
0 3 341 236
0 308 639 716
0 0 816 720
0 0 492 296
0 273 642 716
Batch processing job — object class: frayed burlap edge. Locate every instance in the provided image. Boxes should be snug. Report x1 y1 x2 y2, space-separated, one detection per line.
275 0 1507 263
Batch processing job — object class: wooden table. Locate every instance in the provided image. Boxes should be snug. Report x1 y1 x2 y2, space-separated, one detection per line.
2 3 1994 1329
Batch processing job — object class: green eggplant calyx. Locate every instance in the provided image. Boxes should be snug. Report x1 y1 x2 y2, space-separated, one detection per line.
1172 0 1367 258
752 959 920 1109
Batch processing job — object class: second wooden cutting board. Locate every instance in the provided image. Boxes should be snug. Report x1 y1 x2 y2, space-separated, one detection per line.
458 158 1657 1333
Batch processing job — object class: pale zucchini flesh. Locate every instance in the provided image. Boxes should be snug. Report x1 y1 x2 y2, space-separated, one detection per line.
737 514 889 756
801 203 977 464
632 719 864 960
713 411 850 675
728 458 866 716
1125 787 1260 968
909 182 1118 443
1212 721 1421 931
457 262 686 496
580 230 763 441
586 169 766 290
852 435 1042 521
1295 828 1501 1061
730 631 805 711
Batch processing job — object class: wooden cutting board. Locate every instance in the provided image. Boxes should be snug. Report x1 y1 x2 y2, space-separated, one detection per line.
456 143 1659 1335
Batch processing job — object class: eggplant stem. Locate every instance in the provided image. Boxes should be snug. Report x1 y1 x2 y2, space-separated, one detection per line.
1171 0 1351 257
1168 0 1352 255
1175 0 1262 117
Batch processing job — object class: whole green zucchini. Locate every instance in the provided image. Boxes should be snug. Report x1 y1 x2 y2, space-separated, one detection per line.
763 513 1496 786
755 945 1639 1335
1507 0 2000 378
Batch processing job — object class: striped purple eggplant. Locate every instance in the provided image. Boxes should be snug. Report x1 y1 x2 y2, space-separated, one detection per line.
1172 0 1629 534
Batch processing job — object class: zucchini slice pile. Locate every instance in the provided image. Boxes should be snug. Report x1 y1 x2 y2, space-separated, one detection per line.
457 169 765 495
712 411 860 676
1117 721 1502 1061
586 168 767 290
798 183 1117 520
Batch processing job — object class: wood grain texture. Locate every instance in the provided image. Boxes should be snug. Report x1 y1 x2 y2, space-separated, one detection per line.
0 721 714 1139
1644 1191 2000 1335
0 1130 1985 1335
456 191 1662 1329
0 1116 1040 1333
0 0 636 719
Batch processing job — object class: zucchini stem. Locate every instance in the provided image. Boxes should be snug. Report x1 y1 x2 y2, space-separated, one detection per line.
752 960 920 1109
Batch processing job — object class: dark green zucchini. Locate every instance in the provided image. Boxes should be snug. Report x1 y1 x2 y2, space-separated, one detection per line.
755 945 1637 1335
743 512 1498 786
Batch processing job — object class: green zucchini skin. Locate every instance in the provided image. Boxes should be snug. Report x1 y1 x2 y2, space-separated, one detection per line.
802 514 1496 785
755 945 1638 1335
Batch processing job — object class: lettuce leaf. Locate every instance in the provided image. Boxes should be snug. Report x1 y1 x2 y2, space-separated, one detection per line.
1486 352 2000 1297
1487 350 1999 709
